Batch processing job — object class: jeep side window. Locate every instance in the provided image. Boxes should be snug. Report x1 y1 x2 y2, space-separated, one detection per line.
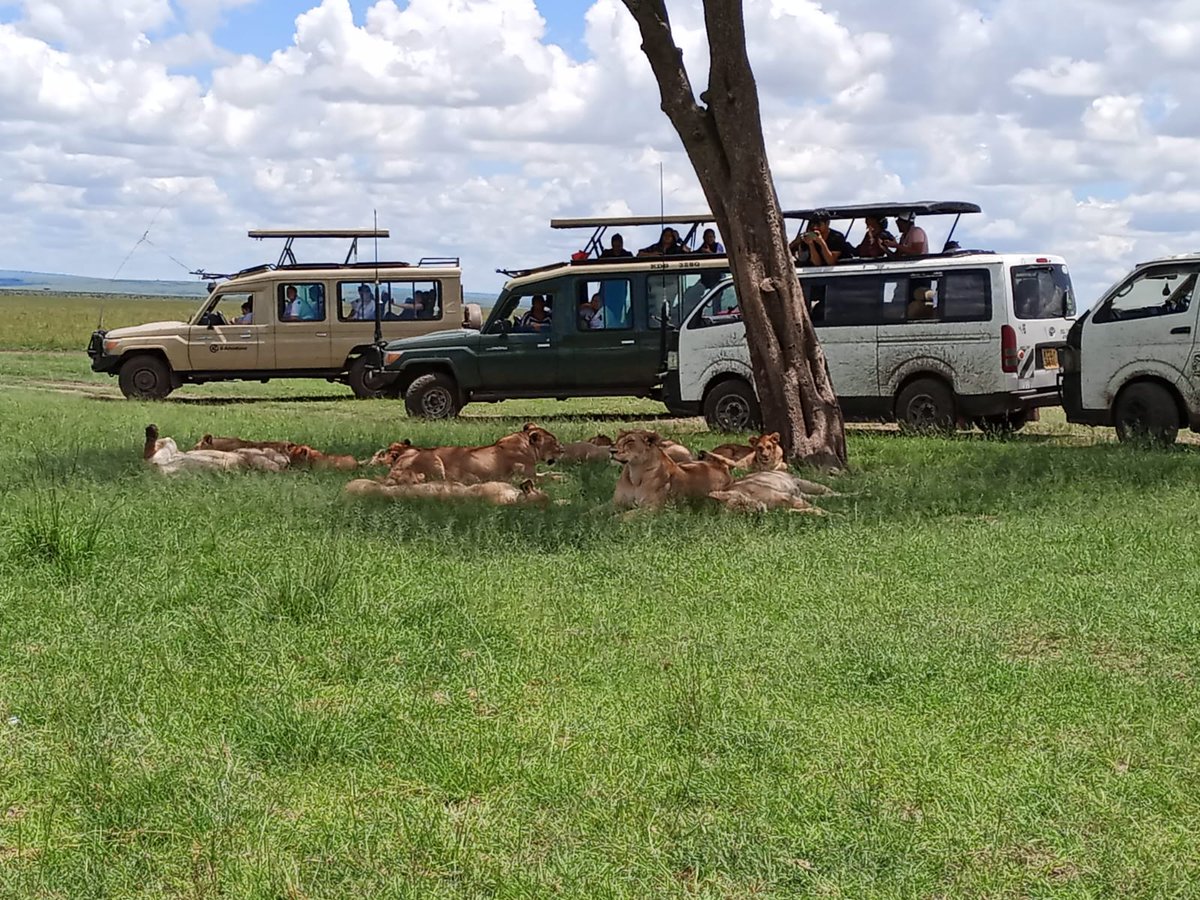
578 279 632 331
201 293 255 326
1095 266 1200 323
278 283 326 322
338 280 444 322
649 269 728 328
490 292 554 334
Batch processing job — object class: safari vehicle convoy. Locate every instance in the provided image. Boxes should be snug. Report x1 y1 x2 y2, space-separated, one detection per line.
88 229 463 400
380 202 1078 431
1061 253 1200 445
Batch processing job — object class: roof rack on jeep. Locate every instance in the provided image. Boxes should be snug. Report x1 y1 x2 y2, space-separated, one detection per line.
247 228 391 267
419 256 461 267
551 213 717 258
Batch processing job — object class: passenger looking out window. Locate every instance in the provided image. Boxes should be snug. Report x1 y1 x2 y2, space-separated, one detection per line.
351 284 377 320
518 295 552 332
580 279 632 330
232 299 253 324
279 284 325 322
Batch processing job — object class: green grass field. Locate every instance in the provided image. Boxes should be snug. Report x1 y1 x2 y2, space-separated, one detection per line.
2 301 1200 897
1 292 200 352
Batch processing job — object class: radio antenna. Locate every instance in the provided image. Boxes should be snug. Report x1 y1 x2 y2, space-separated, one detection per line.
99 204 167 330
373 209 382 347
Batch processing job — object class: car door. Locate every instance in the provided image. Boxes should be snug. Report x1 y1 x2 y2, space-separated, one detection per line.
273 281 333 369
558 275 647 389
1086 263 1200 405
475 288 561 391
187 290 262 370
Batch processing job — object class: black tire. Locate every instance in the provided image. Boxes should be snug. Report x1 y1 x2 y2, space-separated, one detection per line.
1113 382 1179 446
404 372 462 419
896 378 955 434
118 354 174 400
975 411 1028 435
347 356 394 400
703 379 761 432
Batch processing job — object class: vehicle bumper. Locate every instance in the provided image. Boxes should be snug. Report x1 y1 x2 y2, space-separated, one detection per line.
1060 372 1108 426
87 331 120 373
661 370 701 415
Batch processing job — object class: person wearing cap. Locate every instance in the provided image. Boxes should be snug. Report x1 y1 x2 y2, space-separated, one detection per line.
790 212 853 267
888 212 928 257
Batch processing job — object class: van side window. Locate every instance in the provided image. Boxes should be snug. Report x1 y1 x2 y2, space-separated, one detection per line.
823 277 880 326
879 270 992 324
940 270 991 321
580 279 633 331
1094 266 1199 323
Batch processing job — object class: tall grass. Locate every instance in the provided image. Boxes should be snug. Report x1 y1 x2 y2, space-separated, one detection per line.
1 383 1199 896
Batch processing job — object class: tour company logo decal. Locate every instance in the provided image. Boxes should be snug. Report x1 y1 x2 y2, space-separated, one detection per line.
209 344 247 353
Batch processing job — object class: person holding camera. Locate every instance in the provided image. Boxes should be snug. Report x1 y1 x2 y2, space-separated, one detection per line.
790 212 853 267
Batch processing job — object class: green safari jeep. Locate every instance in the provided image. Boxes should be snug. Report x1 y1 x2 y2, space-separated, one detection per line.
381 254 729 417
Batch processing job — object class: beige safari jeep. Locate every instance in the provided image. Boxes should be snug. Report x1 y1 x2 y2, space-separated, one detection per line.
87 229 464 400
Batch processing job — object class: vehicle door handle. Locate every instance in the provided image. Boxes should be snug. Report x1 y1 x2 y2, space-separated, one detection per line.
1171 326 1192 336
620 339 635 345
487 347 508 352
239 332 252 339
537 342 550 348
316 332 329 337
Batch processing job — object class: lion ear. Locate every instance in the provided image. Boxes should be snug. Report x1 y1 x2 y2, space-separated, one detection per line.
523 422 537 432
647 431 661 446
528 430 541 444
749 435 760 447
200 433 213 445
769 432 781 442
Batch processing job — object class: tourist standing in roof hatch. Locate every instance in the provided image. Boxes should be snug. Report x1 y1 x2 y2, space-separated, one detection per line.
887 212 928 257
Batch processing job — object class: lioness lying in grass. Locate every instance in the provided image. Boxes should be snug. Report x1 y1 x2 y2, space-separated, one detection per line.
612 429 734 510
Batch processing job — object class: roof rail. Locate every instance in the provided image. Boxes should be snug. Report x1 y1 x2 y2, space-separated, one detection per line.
550 213 717 259
247 229 390 239
419 256 461 267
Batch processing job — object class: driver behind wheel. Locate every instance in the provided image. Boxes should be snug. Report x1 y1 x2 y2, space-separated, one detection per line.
232 299 253 324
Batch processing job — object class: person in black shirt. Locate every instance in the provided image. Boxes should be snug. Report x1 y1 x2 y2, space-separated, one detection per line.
600 234 633 258
790 212 853 267
638 227 690 257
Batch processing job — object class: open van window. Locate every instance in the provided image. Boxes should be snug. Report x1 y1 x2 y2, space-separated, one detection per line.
1012 265 1075 320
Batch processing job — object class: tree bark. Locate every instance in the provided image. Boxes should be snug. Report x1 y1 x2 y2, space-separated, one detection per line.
620 0 847 469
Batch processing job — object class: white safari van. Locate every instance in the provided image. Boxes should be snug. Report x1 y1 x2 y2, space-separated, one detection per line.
1061 253 1200 444
666 244 1077 432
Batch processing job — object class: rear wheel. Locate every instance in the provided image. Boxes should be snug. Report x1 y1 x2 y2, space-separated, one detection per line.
118 355 174 400
1113 382 1179 446
703 379 761 432
404 372 462 419
347 356 393 400
896 378 955 434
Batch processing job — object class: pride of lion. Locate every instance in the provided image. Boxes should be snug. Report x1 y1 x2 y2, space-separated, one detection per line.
141 422 835 514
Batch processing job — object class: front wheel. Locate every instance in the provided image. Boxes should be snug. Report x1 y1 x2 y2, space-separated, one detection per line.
347 356 394 400
118 354 174 400
404 372 462 419
703 379 761 432
1113 382 1179 446
896 378 955 434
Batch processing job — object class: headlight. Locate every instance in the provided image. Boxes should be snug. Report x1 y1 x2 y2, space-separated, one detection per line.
103 340 121 354
667 351 679 370
383 351 404 367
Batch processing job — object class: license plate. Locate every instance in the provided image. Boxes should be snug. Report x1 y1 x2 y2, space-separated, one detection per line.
1042 348 1059 369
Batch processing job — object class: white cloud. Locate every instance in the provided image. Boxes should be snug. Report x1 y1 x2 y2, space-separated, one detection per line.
0 0 1198 303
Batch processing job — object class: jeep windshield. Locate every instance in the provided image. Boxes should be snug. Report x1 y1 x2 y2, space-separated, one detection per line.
1012 264 1076 319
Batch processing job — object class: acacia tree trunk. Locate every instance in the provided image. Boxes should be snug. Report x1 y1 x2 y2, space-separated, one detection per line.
621 0 847 469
